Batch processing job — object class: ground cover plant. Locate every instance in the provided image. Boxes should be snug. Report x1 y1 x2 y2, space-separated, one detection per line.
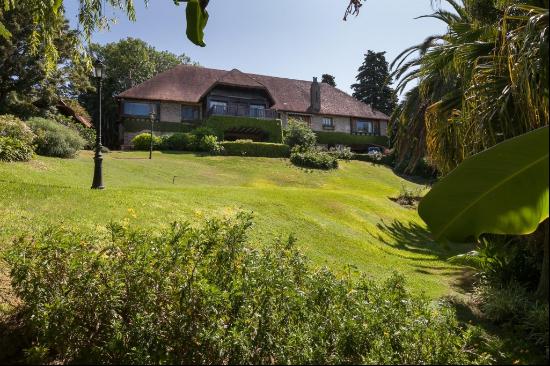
2 213 490 364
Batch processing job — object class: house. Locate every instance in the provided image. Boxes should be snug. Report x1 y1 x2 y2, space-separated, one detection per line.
116 65 390 149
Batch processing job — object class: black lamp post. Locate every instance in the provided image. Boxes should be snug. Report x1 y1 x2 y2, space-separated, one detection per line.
149 110 156 160
91 59 105 189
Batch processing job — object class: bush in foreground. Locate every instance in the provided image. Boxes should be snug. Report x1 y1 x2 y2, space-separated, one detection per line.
26 118 85 158
0 114 35 162
3 213 488 364
290 148 339 170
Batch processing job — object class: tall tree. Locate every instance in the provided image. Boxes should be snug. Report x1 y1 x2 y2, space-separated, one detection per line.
321 74 336 87
351 51 397 115
0 5 91 118
80 38 196 148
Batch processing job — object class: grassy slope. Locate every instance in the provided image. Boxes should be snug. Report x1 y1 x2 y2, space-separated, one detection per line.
0 151 471 298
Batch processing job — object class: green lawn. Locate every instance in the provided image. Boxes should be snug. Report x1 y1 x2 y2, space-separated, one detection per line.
0 151 472 298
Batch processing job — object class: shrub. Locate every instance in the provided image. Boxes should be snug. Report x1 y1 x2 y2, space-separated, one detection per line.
0 114 35 144
327 145 354 160
283 119 316 150
290 147 338 170
190 126 217 140
0 114 35 162
221 141 290 158
0 136 34 162
315 131 389 148
198 135 224 155
206 115 283 143
54 114 96 150
160 132 197 151
130 133 162 151
26 118 85 158
4 213 486 364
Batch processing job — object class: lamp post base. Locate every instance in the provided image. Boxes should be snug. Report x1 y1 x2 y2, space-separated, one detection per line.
91 150 104 189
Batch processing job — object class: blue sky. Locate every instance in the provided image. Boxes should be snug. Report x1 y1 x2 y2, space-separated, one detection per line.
65 0 448 95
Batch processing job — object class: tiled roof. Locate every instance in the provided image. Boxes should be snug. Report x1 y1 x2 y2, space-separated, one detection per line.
117 65 390 120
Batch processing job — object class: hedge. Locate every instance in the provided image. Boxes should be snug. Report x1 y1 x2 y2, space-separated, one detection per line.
315 131 389 147
122 118 198 133
221 141 290 158
206 115 283 143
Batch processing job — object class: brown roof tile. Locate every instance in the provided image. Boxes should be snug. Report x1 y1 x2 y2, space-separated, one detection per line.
117 65 389 120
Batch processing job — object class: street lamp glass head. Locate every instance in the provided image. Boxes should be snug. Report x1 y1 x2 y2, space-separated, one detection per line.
149 110 156 120
93 59 105 79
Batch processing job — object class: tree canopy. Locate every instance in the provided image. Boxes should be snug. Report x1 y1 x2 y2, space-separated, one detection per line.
321 74 337 87
0 5 92 118
80 37 196 147
351 51 397 116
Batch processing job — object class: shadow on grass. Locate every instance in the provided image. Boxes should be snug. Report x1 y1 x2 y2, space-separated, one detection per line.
373 220 473 260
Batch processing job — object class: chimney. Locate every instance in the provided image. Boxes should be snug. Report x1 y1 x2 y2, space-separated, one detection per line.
310 77 321 112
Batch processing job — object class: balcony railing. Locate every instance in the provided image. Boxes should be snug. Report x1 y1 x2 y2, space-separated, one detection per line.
351 129 381 136
208 104 278 120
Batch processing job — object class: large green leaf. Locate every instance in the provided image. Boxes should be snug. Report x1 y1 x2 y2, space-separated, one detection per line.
419 126 549 242
185 0 208 47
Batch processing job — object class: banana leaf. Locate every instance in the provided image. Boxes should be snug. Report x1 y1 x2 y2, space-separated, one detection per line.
419 126 549 242
185 0 208 47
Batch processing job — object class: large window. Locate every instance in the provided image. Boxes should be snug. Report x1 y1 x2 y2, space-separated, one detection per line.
123 102 155 117
182 105 200 121
356 120 374 134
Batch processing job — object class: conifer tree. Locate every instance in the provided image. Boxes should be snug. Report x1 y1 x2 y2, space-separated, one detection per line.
351 50 397 115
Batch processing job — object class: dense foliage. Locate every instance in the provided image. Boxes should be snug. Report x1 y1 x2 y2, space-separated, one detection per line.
316 131 389 148
391 0 549 175
3 213 488 364
206 115 284 143
54 114 96 150
283 119 317 151
290 148 339 170
131 133 162 151
0 114 34 161
351 50 397 116
26 117 85 158
321 73 337 87
0 137 34 162
81 38 196 147
0 5 91 119
221 140 290 158
160 132 197 151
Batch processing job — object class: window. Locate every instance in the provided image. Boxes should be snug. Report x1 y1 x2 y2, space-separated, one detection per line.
209 101 227 109
182 105 200 121
250 104 265 117
123 102 155 117
356 120 374 134
322 117 334 127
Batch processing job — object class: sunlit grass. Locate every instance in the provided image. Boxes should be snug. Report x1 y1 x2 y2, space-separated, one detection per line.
0 150 472 298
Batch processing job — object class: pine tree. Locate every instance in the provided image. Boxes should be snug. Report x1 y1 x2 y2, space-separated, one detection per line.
321 74 336 87
351 50 397 115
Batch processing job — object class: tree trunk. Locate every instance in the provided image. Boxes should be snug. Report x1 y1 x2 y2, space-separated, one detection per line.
536 219 549 300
